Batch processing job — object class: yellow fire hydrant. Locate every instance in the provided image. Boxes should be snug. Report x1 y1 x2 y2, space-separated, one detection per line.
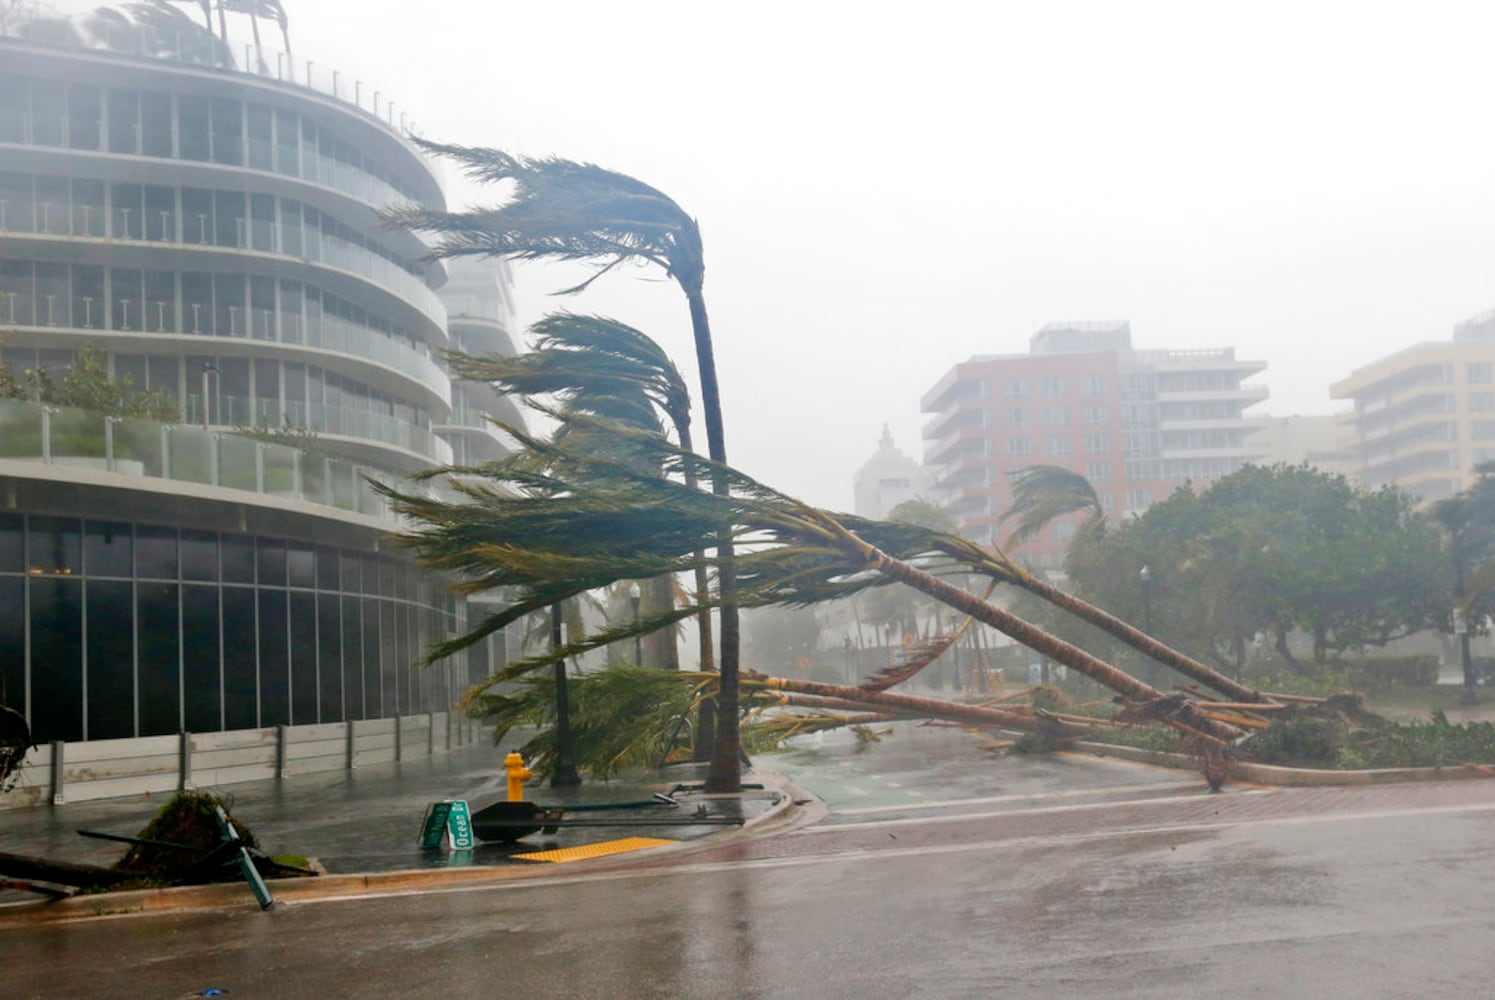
504 752 532 802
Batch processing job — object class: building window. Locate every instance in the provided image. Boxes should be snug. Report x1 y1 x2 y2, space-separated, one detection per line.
1007 436 1034 457
1083 407 1109 426
1087 462 1112 481
1045 407 1068 427
1004 377 1029 399
1005 409 1028 428
1469 362 1493 385
1084 434 1109 454
1472 420 1495 441
1470 392 1495 413
1125 488 1151 510
1049 436 1072 456
1043 376 1067 396
1083 376 1106 396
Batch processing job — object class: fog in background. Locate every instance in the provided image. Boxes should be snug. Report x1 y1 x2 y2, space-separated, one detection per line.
56 0 1495 508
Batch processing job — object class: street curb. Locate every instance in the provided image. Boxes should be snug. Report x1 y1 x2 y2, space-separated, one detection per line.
0 767 808 927
1072 741 1495 787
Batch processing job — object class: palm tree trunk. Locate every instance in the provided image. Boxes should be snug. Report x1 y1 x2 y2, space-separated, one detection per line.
670 419 716 760
750 676 1091 736
1013 574 1271 704
848 543 1242 744
682 281 741 793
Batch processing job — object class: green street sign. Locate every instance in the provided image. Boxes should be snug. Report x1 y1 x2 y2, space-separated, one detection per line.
419 801 452 849
419 800 474 850
446 800 474 849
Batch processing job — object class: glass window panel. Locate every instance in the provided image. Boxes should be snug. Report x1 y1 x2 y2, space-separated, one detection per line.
317 593 342 722
67 83 102 151
84 520 132 577
110 267 143 330
144 270 175 333
221 586 257 729
72 179 105 237
221 534 254 583
340 595 362 720
246 103 273 170
258 588 288 726
257 539 286 586
213 190 245 248
381 599 398 715
249 193 275 252
106 87 139 154
214 272 246 338
70 265 104 330
143 185 175 243
35 262 70 326
250 275 275 340
182 584 221 732
210 97 242 165
31 577 84 742
137 581 179 736
0 513 21 572
361 596 381 717
86 579 135 740
30 80 66 147
0 577 22 718
181 270 212 334
315 546 338 591
146 353 179 397
287 544 314 589
181 529 218 581
28 516 80 575
290 591 317 724
110 182 143 240
275 109 299 174
136 524 178 579
0 77 25 144
140 90 172 157
181 188 212 245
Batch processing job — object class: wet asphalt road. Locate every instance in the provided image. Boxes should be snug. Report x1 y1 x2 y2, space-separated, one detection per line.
4 722 1495 998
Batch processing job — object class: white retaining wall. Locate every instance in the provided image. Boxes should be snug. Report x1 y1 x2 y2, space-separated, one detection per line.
0 711 481 809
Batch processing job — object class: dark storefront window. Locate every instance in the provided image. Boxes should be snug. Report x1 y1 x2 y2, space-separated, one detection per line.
86 579 135 740
137 582 180 736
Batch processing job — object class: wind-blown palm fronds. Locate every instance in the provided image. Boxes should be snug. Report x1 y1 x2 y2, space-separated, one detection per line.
381 414 1244 744
1002 464 1108 548
387 144 743 791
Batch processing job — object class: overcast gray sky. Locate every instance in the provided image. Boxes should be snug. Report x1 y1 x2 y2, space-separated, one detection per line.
76 1 1495 508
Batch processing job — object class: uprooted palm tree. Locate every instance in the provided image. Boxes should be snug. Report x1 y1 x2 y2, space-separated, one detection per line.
387 146 746 790
379 416 1245 748
1000 463 1269 704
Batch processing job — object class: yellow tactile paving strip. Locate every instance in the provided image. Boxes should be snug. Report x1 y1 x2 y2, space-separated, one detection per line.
514 836 677 863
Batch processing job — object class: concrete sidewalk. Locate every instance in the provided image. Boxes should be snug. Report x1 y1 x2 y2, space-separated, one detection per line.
0 739 792 918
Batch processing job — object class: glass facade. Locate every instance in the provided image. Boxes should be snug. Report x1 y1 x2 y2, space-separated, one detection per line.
0 512 484 742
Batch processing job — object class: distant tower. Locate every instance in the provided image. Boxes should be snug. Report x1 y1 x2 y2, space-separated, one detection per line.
853 425 930 518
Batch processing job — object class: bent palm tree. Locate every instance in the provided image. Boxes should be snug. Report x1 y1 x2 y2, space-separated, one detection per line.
1002 464 1107 548
388 146 745 790
448 312 710 674
379 419 1244 745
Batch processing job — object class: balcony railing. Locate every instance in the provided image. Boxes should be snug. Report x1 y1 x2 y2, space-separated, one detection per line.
0 397 427 522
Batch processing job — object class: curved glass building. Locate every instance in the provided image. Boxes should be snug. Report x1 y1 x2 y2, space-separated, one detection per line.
0 22 512 744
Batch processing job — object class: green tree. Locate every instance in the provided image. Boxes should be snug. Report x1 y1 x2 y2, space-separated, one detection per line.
1068 465 1446 675
388 147 746 791
12 347 178 420
1431 463 1495 704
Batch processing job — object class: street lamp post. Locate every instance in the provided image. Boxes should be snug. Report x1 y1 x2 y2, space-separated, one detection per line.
629 581 642 665
1139 564 1152 634
549 602 581 787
